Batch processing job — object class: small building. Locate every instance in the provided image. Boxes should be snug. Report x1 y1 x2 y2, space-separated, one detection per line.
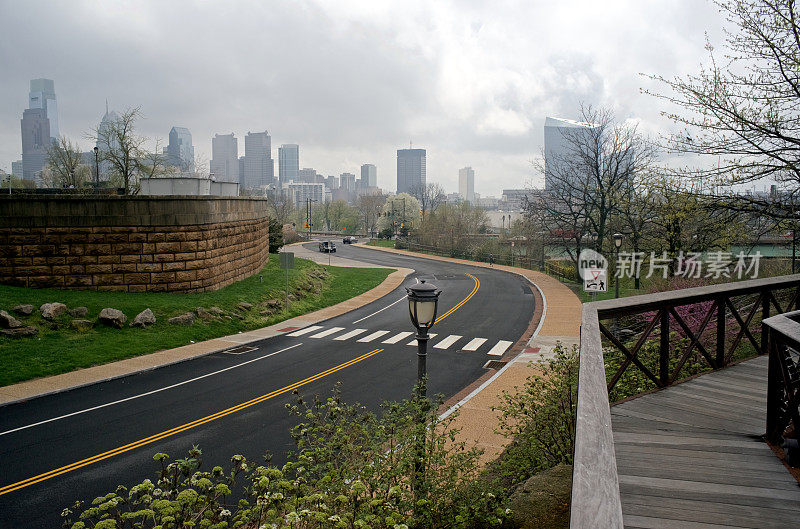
140 176 239 197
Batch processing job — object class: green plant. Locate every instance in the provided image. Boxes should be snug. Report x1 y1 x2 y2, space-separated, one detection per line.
62 385 510 529
491 343 578 488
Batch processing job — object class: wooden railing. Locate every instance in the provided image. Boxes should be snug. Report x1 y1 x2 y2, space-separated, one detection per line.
571 274 800 529
763 311 800 447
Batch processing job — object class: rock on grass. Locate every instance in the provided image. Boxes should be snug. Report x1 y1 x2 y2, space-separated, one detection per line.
40 302 67 320
12 304 34 316
131 309 156 328
0 326 38 338
98 308 127 329
169 312 195 326
0 310 23 329
69 307 89 318
70 319 94 332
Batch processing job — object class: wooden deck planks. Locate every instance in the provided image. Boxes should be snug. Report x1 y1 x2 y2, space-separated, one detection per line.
611 356 800 528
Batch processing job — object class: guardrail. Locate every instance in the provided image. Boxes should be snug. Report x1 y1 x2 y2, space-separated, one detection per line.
572 274 800 529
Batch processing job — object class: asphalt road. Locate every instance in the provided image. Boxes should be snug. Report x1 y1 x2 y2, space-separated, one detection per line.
0 242 535 527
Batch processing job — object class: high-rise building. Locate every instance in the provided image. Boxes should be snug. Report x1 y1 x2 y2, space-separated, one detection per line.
458 167 475 203
278 144 299 183
340 172 356 192
544 117 598 191
165 127 194 171
20 79 59 182
210 133 239 183
286 182 325 207
243 131 274 189
360 164 377 188
298 168 317 183
11 160 23 178
396 148 426 194
325 175 338 190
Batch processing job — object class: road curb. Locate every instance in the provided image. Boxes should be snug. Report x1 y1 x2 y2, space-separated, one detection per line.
0 261 413 407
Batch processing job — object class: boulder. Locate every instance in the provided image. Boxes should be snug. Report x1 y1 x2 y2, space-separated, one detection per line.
209 306 226 316
507 464 572 529
12 304 34 316
0 326 38 338
0 310 23 329
236 302 253 311
131 308 156 328
98 308 127 329
168 312 195 326
69 306 89 318
195 307 216 321
265 299 282 309
40 302 67 320
70 319 94 332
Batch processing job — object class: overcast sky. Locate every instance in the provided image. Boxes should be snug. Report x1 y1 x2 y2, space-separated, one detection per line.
0 0 726 196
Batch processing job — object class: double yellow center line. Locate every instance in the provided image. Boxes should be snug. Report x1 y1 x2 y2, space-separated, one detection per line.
434 273 479 324
0 348 384 496
2 272 484 496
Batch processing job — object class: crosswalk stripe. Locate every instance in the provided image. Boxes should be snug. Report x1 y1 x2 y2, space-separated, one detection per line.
434 335 462 349
407 334 437 346
287 326 323 337
462 338 487 351
487 340 513 356
357 330 391 343
382 331 413 344
333 328 368 341
309 327 345 338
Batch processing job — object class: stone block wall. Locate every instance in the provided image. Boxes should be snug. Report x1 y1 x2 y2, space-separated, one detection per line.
0 196 271 293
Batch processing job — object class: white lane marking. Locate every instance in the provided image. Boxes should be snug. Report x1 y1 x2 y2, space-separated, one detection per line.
433 335 462 349
407 334 436 345
382 331 413 344
0 343 304 438
333 328 368 341
287 326 323 337
487 340 513 356
352 296 407 324
462 338 487 351
357 330 391 342
309 327 345 338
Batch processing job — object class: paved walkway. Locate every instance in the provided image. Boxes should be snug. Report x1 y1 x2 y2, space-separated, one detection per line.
612 355 800 529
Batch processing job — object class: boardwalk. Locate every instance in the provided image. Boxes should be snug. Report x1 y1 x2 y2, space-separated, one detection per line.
611 356 800 529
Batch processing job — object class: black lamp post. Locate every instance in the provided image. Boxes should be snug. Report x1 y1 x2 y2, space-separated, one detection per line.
93 146 99 189
613 233 623 298
406 280 441 399
405 279 441 515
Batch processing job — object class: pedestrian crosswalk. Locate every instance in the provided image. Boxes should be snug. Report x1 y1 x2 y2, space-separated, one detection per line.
283 325 514 356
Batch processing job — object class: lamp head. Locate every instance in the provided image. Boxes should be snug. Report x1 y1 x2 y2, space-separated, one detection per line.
406 280 441 331
93 146 98 153
613 233 623 248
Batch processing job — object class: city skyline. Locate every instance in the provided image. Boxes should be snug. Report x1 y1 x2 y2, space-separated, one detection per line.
0 1 727 196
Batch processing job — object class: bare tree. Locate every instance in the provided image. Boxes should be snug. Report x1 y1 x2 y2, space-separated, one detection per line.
356 193 386 237
411 182 446 218
92 107 165 194
46 137 89 188
266 190 295 226
646 0 800 214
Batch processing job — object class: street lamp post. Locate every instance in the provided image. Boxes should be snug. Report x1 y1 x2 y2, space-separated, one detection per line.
93 146 99 189
406 279 441 513
613 233 623 299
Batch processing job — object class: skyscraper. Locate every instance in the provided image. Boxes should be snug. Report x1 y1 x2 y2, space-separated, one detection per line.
165 127 194 171
360 163 377 188
340 172 356 192
278 144 299 183
210 133 239 183
243 131 274 189
20 79 59 182
396 149 426 194
544 117 598 191
459 167 475 203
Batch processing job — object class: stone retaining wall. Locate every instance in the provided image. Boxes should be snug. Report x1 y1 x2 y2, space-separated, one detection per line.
0 196 271 293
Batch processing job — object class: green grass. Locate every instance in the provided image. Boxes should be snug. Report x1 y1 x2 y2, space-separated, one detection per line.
0 255 392 386
367 239 396 248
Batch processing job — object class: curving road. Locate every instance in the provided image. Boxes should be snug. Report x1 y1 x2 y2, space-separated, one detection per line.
0 241 535 527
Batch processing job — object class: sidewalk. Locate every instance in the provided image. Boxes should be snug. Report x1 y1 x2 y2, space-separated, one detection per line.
355 243 581 463
0 247 412 405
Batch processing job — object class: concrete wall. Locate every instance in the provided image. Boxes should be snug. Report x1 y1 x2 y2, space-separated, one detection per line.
0 196 271 292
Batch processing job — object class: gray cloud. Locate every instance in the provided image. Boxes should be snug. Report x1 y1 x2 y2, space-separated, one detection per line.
0 0 724 196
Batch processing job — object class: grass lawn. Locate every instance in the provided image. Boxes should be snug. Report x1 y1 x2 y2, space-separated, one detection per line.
0 255 392 387
367 239 396 248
